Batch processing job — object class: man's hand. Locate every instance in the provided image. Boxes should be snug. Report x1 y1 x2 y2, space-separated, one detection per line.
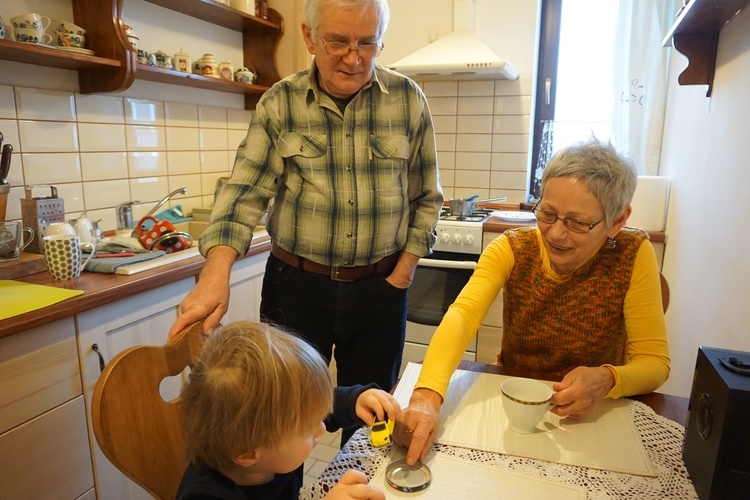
551 366 615 418
386 252 419 289
167 246 237 338
394 388 442 465
325 470 385 500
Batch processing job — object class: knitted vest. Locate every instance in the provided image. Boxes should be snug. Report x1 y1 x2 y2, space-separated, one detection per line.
499 227 649 379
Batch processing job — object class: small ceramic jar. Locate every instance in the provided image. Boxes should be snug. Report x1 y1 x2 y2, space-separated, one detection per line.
200 53 220 78
219 60 234 81
147 53 158 67
0 16 5 40
235 67 256 84
124 25 138 49
172 48 191 73
192 61 202 74
137 49 149 65
154 50 173 70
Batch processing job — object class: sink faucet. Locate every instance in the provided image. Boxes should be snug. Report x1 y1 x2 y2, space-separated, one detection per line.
130 187 188 236
116 201 140 232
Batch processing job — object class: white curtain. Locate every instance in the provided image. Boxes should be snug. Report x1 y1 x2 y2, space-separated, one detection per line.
611 0 675 175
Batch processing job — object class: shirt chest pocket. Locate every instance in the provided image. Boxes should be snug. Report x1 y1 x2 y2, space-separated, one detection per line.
278 133 327 171
370 135 410 169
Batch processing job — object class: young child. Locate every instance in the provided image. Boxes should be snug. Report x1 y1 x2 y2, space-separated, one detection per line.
177 321 399 499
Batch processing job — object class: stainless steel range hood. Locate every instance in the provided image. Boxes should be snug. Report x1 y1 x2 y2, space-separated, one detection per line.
388 0 518 80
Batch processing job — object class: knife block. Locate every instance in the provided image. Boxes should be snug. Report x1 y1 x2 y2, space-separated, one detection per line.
0 184 8 221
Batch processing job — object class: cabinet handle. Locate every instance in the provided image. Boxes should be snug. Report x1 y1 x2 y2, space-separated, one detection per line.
92 343 106 372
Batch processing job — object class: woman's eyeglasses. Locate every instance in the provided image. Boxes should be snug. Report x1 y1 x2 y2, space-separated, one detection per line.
532 201 605 234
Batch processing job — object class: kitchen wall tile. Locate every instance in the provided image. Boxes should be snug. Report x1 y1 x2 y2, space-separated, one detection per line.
166 126 200 151
422 81 458 98
227 129 246 151
167 151 201 175
18 121 78 153
440 168 455 191
125 98 165 125
0 118 21 153
200 151 230 172
199 128 228 151
201 172 230 199
84 179 130 210
78 123 127 152
452 185 489 199
493 114 530 134
168 173 202 199
165 102 199 127
4 153 24 187
455 152 491 170
81 152 128 181
15 88 76 122
227 150 237 169
437 151 455 170
459 81 495 97
456 115 492 134
432 115 457 134
492 134 529 153
76 94 124 123
456 133 492 152
495 76 533 96
491 152 528 172
227 108 253 129
22 153 81 185
55 182 85 213
175 196 203 219
457 97 494 115
130 176 170 205
427 97 458 116
491 170 527 189
494 95 532 115
0 86 16 119
435 133 456 152
4 187 24 221
198 105 227 129
454 169 490 188
126 125 166 151
128 152 168 178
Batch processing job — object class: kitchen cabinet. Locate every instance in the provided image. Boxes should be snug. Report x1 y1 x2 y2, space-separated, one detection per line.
0 0 283 109
477 232 504 364
0 317 95 499
77 278 194 499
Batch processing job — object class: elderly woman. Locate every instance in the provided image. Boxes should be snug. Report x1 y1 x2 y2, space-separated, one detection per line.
396 138 670 465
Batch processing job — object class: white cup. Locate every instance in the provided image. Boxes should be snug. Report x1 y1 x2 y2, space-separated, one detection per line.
501 377 554 434
14 28 52 45
55 19 86 36
229 0 255 14
43 234 95 280
44 222 77 238
10 13 51 32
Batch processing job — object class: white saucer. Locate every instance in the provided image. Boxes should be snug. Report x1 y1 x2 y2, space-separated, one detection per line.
491 210 537 222
57 46 94 55
17 41 56 49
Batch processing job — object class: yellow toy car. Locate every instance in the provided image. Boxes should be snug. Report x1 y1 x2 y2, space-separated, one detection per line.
370 417 395 448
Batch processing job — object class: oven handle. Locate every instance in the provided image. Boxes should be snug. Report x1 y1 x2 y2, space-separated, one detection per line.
417 258 477 270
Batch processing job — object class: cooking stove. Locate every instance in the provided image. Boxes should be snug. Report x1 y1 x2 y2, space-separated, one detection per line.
434 207 492 255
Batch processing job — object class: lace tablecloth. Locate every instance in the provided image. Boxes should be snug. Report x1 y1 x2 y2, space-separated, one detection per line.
300 400 697 499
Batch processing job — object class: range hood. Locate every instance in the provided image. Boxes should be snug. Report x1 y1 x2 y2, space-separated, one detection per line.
388 0 518 80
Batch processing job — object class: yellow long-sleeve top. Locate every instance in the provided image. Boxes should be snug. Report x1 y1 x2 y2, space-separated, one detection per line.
415 227 670 400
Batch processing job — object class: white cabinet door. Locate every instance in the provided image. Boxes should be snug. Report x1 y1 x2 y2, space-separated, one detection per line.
223 250 268 325
77 278 194 500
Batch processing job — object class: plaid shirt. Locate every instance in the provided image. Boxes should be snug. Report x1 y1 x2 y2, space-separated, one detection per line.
200 61 443 266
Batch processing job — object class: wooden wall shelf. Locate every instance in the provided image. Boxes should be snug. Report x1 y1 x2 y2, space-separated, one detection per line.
663 0 750 97
143 0 281 32
136 64 270 95
0 39 121 70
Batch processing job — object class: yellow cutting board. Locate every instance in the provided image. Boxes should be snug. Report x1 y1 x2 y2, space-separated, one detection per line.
0 280 84 320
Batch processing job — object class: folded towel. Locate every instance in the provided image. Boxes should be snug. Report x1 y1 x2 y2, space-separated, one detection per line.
153 205 193 225
84 250 165 274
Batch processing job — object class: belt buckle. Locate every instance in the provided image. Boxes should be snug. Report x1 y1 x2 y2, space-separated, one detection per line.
330 265 353 282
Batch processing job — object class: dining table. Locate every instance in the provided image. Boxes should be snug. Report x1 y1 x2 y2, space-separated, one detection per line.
300 360 697 499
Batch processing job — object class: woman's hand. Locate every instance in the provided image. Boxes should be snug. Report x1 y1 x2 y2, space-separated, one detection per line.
551 366 616 418
394 388 442 465
325 470 384 499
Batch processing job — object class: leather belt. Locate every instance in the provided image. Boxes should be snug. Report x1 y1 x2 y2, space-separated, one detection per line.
271 242 399 282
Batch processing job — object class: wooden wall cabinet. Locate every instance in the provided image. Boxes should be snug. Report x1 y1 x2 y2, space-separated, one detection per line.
0 0 283 109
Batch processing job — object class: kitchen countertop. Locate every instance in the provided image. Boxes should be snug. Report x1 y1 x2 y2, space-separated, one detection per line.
0 234 271 340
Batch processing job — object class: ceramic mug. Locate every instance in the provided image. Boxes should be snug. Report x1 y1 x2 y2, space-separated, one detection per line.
10 13 51 32
55 19 86 35
56 30 85 48
14 28 52 45
43 234 95 280
500 377 554 434
0 221 35 261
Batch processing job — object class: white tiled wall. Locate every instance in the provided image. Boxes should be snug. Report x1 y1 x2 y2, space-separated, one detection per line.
419 76 533 203
0 85 252 231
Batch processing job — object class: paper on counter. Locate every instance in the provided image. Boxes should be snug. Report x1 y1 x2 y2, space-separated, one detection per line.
0 280 84 320
370 446 586 499
395 363 655 477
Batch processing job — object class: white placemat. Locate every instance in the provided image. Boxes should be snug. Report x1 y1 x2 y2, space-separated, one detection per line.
394 363 655 476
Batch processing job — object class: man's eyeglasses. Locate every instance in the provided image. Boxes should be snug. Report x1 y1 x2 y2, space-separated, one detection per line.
532 201 605 234
316 31 384 58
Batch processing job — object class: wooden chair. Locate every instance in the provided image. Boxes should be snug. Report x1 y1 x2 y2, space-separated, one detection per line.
91 321 206 500
660 272 670 313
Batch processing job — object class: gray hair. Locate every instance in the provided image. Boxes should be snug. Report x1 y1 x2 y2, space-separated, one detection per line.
541 138 637 226
305 0 391 41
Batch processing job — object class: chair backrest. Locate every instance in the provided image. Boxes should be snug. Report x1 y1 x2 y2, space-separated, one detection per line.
91 321 206 500
660 272 670 313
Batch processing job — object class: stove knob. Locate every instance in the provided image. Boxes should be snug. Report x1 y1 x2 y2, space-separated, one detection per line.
464 234 474 246
452 233 463 244
441 232 451 243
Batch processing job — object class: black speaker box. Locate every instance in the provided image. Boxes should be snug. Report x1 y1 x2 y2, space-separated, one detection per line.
683 346 750 499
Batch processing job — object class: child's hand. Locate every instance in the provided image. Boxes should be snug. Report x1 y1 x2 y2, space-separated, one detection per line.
355 388 401 427
324 470 385 500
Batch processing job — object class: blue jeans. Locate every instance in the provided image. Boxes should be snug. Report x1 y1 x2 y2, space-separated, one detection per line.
260 254 407 443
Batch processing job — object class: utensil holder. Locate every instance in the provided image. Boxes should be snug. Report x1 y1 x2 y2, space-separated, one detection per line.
0 184 9 222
